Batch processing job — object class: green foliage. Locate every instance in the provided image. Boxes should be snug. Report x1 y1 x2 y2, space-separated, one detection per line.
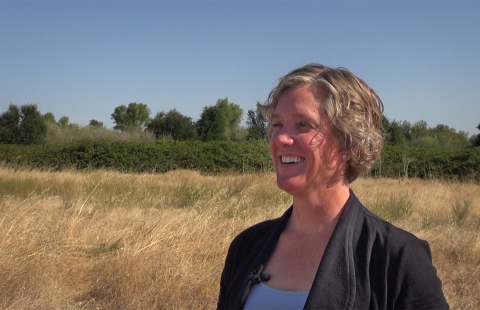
43 112 56 124
246 107 267 141
196 105 226 141
216 97 243 139
45 122 156 144
88 119 104 128
432 124 469 149
58 116 69 127
171 179 215 209
470 134 480 147
0 104 47 145
111 102 151 132
0 140 272 174
383 118 470 150
384 119 410 146
231 127 248 141
367 193 414 221
0 105 20 144
1 140 478 180
470 124 480 147
146 109 197 140
196 98 243 141
368 145 480 181
18 105 48 144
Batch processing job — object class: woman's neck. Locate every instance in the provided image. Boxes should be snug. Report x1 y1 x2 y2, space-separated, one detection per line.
289 184 350 234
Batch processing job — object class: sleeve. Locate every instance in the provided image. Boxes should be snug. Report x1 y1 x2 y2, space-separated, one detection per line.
217 267 228 309
217 239 236 310
217 232 248 310
394 238 449 309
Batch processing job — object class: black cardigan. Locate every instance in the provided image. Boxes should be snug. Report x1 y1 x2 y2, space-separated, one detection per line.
218 190 449 309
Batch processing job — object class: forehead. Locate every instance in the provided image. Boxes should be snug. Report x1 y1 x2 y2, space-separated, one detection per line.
273 85 324 116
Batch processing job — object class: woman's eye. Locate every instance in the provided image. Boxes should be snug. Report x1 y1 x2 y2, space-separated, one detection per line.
272 123 282 128
297 122 310 128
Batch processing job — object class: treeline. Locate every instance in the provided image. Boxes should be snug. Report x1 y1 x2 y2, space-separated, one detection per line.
0 140 479 181
368 145 480 181
1 100 479 181
383 117 480 149
0 99 267 145
1 101 479 148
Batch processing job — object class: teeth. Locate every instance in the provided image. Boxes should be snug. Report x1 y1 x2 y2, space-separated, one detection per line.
281 156 304 163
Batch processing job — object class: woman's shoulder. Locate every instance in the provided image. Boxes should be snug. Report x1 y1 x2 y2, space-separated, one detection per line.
346 191 420 249
356 205 432 262
365 208 418 239
358 209 448 309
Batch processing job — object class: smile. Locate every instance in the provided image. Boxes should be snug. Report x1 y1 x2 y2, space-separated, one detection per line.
281 156 305 164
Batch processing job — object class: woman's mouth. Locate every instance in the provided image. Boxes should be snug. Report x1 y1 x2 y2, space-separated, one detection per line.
281 156 305 164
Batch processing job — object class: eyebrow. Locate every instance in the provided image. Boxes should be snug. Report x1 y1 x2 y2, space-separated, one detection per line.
270 113 281 120
270 112 318 121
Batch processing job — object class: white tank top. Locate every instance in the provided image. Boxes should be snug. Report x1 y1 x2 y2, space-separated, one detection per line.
243 282 309 310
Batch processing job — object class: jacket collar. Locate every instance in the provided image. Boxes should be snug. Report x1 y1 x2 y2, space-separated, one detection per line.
237 207 293 307
304 189 362 309
238 189 363 309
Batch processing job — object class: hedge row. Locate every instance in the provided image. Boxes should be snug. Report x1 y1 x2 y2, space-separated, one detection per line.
0 141 479 181
0 140 273 174
369 146 480 181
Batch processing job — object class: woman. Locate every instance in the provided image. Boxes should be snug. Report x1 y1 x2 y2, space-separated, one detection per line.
217 64 449 309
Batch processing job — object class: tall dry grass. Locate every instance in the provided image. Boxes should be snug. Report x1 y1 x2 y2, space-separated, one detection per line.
0 167 478 309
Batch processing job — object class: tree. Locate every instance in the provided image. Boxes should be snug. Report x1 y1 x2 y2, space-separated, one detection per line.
58 116 69 127
88 119 104 128
246 106 267 140
385 120 408 146
196 105 226 141
18 105 48 144
196 98 243 141
476 124 480 146
215 98 243 138
409 120 439 148
111 102 150 132
410 120 429 140
0 105 21 144
43 112 56 124
432 124 469 149
0 104 47 144
469 123 480 147
146 109 197 140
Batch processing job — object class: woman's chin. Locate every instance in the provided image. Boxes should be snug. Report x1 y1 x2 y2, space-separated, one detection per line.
276 176 306 195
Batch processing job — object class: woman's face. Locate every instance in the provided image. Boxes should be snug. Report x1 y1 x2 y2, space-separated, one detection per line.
269 85 346 197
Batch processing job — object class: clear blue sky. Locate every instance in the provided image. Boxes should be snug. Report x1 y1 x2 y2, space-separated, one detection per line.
1 1 479 135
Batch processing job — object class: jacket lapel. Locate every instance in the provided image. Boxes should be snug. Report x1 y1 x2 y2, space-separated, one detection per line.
235 207 293 308
304 190 361 309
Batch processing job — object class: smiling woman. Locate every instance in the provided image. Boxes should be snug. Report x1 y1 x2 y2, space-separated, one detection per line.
217 64 449 309
268 85 346 199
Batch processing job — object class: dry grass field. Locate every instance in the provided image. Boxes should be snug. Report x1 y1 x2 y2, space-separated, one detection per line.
0 166 479 309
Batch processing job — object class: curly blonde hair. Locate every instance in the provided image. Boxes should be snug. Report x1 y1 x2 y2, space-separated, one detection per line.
259 63 385 183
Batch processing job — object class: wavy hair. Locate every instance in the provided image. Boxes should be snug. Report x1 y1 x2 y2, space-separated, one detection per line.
259 63 385 183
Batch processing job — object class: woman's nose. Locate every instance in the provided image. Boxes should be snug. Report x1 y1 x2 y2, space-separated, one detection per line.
273 128 294 146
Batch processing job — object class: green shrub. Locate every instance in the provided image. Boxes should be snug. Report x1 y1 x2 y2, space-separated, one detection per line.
367 193 415 221
0 142 478 180
0 140 273 175
369 146 480 181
